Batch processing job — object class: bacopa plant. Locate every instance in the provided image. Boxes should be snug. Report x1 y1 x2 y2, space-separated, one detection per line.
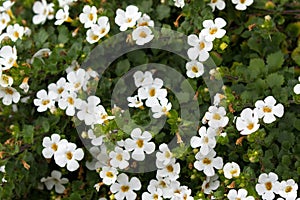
0 0 299 199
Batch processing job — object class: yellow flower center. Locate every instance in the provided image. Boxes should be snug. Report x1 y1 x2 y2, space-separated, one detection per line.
212 0 217 3
166 165 174 172
265 182 272 190
285 186 292 193
203 158 212 165
230 169 238 175
42 99 50 105
213 113 221 120
121 185 130 192
192 66 198 73
100 28 106 34
240 0 246 3
139 31 147 38
92 34 99 41
159 181 167 188
153 194 159 200
51 143 58 151
13 31 19 38
247 123 254 130
67 97 74 105
88 13 94 21
204 137 209 143
57 87 64 94
74 82 81 89
149 88 156 97
126 18 132 23
116 154 123 161
209 28 218 35
165 151 171 158
139 22 148 26
263 106 272 113
136 139 144 148
106 171 114 178
199 42 205 50
66 151 73 160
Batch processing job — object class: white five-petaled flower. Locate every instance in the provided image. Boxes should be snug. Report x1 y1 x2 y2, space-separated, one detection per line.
232 0 254 11
202 174 220 194
278 179 298 200
202 106 229 128
156 159 181 181
58 92 82 116
294 76 300 94
0 45 17 70
208 0 226 12
156 143 173 166
138 78 167 107
151 98 172 118
0 12 10 33
100 166 118 186
86 16 110 44
0 86 20 105
42 133 68 159
48 77 68 100
254 96 284 124
191 126 216 155
148 177 172 198
255 172 280 200
223 162 240 179
194 149 223 176
79 5 97 28
0 0 14 12
124 128 155 161
34 89 57 112
137 13 154 27
87 129 104 146
66 68 86 92
54 142 84 172
6 24 25 42
40 170 69 194
115 5 141 31
127 95 143 108
110 173 141 200
201 17 227 42
174 0 185 8
236 108 260 135
109 146 130 170
77 95 101 126
142 187 163 200
133 70 153 88
185 60 205 78
32 0 54 25
132 26 154 46
187 32 213 62
227 188 255 200
0 74 13 87
55 5 71 25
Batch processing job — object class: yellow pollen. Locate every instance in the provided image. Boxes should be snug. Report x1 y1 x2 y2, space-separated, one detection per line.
230 169 238 175
162 107 167 113
203 158 212 165
1 19 5 24
165 151 171 158
66 151 73 160
13 31 19 38
116 154 123 161
212 0 217 3
92 34 99 41
213 113 221 120
209 28 218 35
265 182 272 190
1 75 9 84
191 66 198 73
199 42 205 50
153 194 159 200
240 0 246 3
139 22 148 26
204 137 209 143
106 171 114 178
67 97 74 105
263 106 272 113
74 82 81 89
100 28 106 34
159 181 167 188
88 13 94 21
247 123 254 130
139 31 147 38
121 185 130 192
285 186 292 193
8 58 14 64
51 143 58 151
136 139 144 148
174 189 181 194
149 88 156 97
126 18 132 23
57 88 64 94
166 165 174 172
42 99 50 105
205 182 210 188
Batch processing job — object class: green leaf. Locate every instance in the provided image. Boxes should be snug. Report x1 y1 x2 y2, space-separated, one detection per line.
293 119 300 131
266 73 284 88
35 28 49 47
156 5 170 20
58 25 69 44
22 125 34 144
292 46 300 65
266 51 284 72
115 59 130 76
248 58 265 80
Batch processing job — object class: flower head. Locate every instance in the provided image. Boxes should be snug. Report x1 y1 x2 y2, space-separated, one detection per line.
41 170 69 194
187 32 213 62
278 179 298 200
294 77 300 94
255 172 280 200
201 17 227 42
227 188 255 200
42 133 68 159
0 86 20 105
132 26 154 45
109 146 130 169
185 60 205 78
79 5 97 28
236 108 260 135
232 0 254 11
34 89 57 112
100 166 118 185
55 5 71 25
0 45 17 70
223 162 240 179
190 126 216 155
208 0 226 12
32 0 54 25
194 149 223 176
202 106 229 128
115 5 141 31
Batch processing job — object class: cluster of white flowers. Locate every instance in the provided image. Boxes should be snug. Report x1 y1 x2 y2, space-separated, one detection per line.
294 76 300 95
235 96 284 135
127 70 172 119
42 133 84 172
186 17 227 78
40 170 69 194
255 172 298 200
115 5 154 45
207 0 254 11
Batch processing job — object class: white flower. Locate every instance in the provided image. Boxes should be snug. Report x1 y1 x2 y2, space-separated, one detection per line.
201 17 227 42
55 5 71 26
0 0 14 12
127 95 143 108
109 146 130 169
124 128 155 161
223 162 240 179
149 177 172 198
54 142 84 172
0 86 20 105
42 133 68 159
58 92 82 116
138 78 167 107
86 16 110 44
132 26 154 45
0 12 10 33
30 48 51 64
95 105 115 125
79 5 97 28
110 173 141 200
77 96 101 126
255 172 280 200
156 159 180 181
254 96 284 124
190 126 216 155
278 179 298 200
172 186 193 200
187 33 213 62
236 108 260 135
202 106 229 128
34 89 57 112
227 189 255 200
0 45 17 70
86 28 101 44
6 24 25 42
294 77 300 94
40 170 69 194
142 187 163 200
133 70 153 87
19 77 29 93
213 93 226 106
137 14 154 27
87 129 104 146
156 143 173 166
232 0 254 11
66 68 86 92
100 166 118 185
86 145 109 170
202 175 220 194
115 5 141 31
0 74 13 87
151 98 172 118
48 77 68 100
185 60 205 78
58 0 77 7
208 0 226 12
194 149 223 176
32 0 54 25
174 0 185 8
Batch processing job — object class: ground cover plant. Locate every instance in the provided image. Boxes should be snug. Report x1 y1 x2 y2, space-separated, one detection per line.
0 0 300 199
